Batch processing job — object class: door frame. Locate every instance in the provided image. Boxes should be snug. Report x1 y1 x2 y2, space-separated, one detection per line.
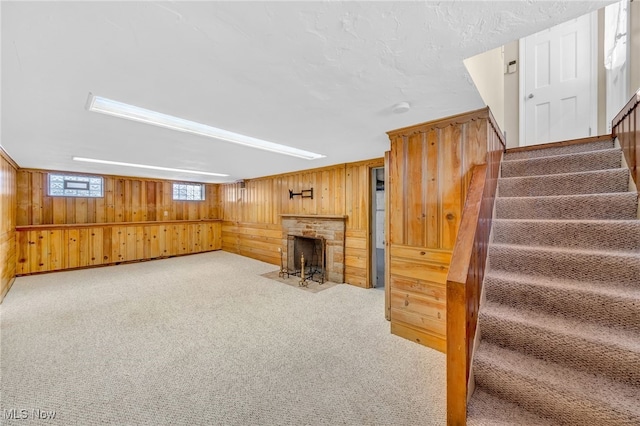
518 11 599 145
369 166 385 289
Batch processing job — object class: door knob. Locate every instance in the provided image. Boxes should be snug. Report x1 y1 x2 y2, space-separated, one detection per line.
528 93 534 99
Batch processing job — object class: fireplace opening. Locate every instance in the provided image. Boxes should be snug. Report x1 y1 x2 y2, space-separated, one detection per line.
287 235 325 283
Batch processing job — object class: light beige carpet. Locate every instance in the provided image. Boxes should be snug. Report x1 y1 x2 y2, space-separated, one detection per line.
0 251 445 425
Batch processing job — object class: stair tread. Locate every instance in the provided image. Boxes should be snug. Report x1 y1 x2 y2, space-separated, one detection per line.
474 342 640 417
496 191 637 201
502 147 621 165
498 167 627 182
495 191 638 220
498 168 628 195
493 218 640 225
490 242 640 260
488 242 640 284
484 269 640 298
481 300 640 352
504 139 614 161
500 148 622 178
467 389 555 426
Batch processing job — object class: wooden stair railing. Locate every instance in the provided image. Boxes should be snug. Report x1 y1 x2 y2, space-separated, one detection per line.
446 121 503 425
612 87 640 192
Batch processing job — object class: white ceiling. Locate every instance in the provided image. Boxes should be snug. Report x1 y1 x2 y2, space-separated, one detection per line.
1 1 609 183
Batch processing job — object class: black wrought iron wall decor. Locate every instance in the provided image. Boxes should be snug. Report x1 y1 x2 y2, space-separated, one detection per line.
289 188 313 199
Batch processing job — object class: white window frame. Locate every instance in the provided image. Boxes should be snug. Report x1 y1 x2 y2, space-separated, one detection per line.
48 173 104 198
172 182 205 201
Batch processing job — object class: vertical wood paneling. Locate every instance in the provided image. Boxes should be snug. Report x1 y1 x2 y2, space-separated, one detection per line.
15 220 222 275
0 149 17 302
386 107 501 353
220 159 382 287
16 170 220 226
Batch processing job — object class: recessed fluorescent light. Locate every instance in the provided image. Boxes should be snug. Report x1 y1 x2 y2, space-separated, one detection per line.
72 157 229 177
85 93 326 160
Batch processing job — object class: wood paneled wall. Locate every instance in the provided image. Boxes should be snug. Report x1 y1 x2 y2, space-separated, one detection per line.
1 148 18 302
220 158 384 288
17 169 220 226
612 88 640 192
15 220 221 275
14 169 223 276
386 107 505 353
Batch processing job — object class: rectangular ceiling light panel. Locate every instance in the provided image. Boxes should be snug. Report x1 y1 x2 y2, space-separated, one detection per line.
72 157 229 177
85 93 325 160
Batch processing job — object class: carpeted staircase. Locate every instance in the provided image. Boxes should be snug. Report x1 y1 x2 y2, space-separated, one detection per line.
467 138 640 425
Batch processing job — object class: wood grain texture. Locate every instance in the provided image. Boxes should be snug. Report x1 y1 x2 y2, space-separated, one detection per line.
612 88 640 191
386 107 502 354
16 169 220 226
220 158 383 288
446 116 503 424
0 148 18 302
15 220 221 275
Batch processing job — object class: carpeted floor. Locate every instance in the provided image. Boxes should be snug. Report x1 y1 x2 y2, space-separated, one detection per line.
0 251 445 425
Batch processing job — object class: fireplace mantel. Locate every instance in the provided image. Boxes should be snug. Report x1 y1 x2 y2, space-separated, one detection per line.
280 214 347 220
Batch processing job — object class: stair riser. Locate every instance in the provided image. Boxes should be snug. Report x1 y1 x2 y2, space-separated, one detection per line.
479 314 640 385
495 194 639 220
484 278 640 332
474 363 640 425
498 169 629 197
504 140 614 161
501 149 622 178
492 221 640 251
488 247 640 285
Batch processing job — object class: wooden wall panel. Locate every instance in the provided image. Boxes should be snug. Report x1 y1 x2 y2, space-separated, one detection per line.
386 107 503 352
344 159 383 287
15 220 222 275
12 168 223 278
612 88 640 192
220 158 383 288
1 148 18 302
16 169 220 226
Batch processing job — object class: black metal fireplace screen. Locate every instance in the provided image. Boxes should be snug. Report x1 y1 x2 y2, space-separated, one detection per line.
282 235 326 284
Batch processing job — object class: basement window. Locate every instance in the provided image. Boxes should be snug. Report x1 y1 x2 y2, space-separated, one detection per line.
48 173 103 197
172 182 205 201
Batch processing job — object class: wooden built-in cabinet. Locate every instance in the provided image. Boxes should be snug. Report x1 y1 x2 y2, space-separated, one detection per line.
386 107 504 352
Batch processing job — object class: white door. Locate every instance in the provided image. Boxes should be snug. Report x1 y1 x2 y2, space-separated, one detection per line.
604 0 629 132
521 12 597 146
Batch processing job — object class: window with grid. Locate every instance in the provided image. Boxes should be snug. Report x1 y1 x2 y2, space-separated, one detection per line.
48 173 104 197
172 182 205 201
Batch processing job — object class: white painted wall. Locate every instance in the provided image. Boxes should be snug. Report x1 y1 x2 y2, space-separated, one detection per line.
502 3 640 146
631 0 640 96
503 41 520 148
464 46 505 132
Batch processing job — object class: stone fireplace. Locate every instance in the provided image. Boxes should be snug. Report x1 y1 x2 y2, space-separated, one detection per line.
281 214 347 283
